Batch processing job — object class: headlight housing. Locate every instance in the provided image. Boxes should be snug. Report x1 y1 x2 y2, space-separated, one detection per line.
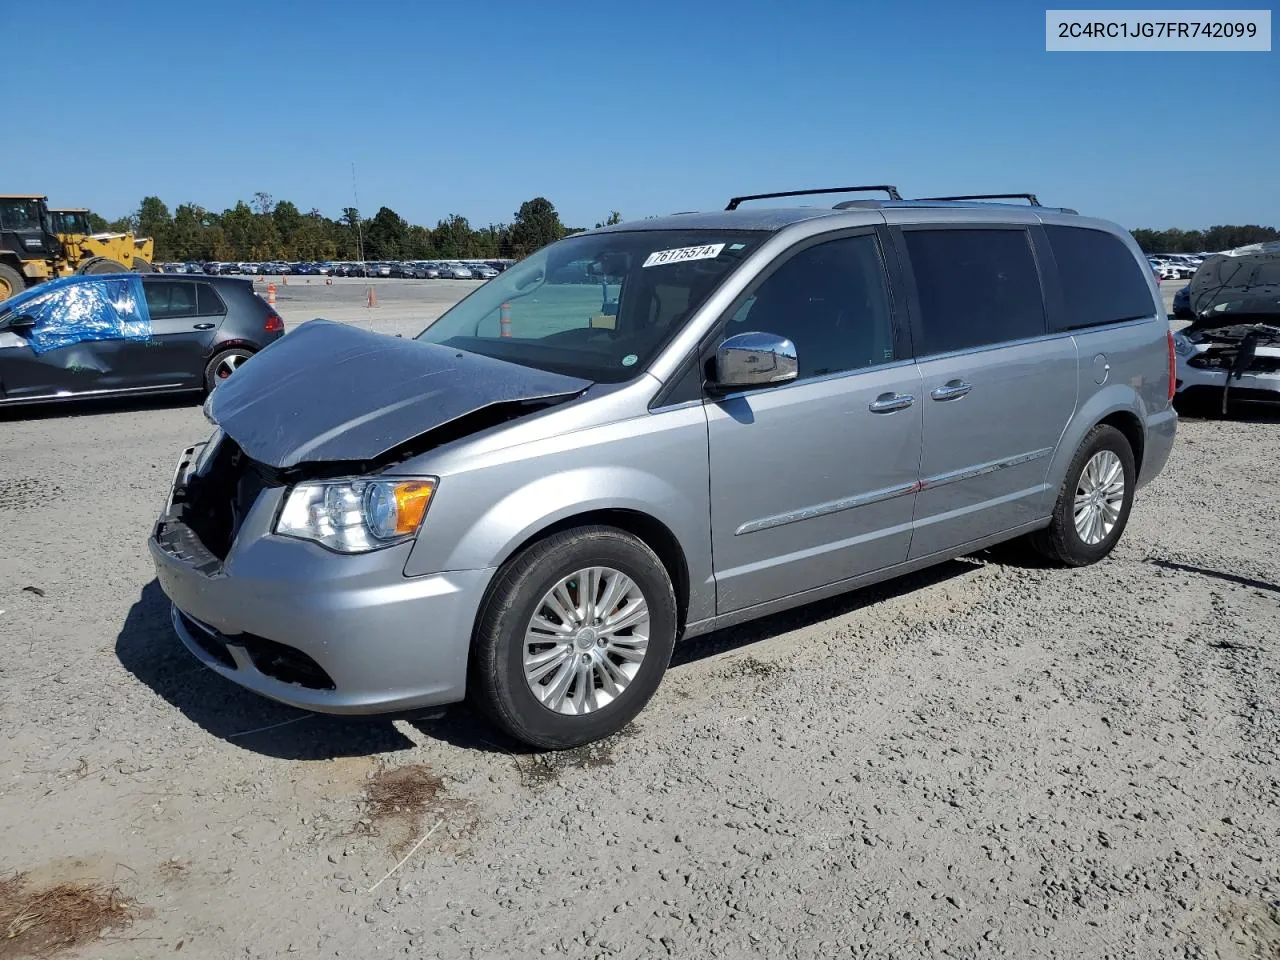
192 427 224 476
1172 332 1195 356
275 477 437 553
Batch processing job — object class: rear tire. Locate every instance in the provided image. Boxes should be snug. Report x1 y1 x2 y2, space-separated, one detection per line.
203 347 254 393
0 263 25 300
1030 425 1136 567
77 257 129 275
132 257 155 273
472 526 678 750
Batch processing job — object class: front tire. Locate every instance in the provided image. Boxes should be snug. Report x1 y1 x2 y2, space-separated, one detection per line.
132 257 155 273
77 257 129 275
1031 425 1136 566
472 526 678 750
0 263 25 300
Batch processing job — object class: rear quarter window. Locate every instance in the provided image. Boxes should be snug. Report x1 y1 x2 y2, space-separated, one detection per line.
1045 225 1156 330
196 283 226 316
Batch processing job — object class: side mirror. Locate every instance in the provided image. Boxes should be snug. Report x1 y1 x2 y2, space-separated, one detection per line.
6 314 36 331
707 331 797 394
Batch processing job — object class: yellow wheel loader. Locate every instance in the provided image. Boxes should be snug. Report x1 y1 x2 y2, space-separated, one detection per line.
49 208 156 273
0 196 154 300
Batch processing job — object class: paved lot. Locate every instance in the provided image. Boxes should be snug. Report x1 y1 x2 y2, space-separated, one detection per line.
2 279 1277 960
255 275 487 337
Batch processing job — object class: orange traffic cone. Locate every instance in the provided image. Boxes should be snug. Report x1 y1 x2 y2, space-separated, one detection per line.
266 283 277 305
366 286 378 308
500 303 512 337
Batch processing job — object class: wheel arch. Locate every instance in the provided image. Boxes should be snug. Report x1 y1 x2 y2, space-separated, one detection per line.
477 508 691 638
1097 409 1144 476
204 338 259 360
1045 387 1149 505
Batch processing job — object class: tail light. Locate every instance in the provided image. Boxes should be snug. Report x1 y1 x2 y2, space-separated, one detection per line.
264 311 284 333
1166 329 1176 402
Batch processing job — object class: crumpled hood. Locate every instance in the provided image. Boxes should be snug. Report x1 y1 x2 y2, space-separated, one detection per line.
1187 250 1280 328
206 319 591 469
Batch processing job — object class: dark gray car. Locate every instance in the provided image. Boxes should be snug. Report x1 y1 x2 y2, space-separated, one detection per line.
0 273 285 405
150 187 1176 749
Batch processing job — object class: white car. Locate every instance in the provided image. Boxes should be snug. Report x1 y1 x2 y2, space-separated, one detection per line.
1173 247 1280 412
1150 258 1193 281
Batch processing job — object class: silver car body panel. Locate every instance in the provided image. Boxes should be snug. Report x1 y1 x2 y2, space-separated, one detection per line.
705 360 922 613
909 336 1077 558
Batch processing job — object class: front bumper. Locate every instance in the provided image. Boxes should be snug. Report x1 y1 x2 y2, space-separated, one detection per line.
1175 356 1280 398
149 445 493 715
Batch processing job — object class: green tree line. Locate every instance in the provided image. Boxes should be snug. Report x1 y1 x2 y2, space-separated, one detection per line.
89 195 624 263
88 194 1275 261
1131 224 1279 254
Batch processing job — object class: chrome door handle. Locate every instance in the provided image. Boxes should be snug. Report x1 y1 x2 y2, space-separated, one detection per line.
930 379 972 401
868 392 915 413
193 322 215 330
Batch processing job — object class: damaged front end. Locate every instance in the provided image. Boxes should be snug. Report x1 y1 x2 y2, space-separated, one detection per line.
164 394 572 565
1175 248 1280 412
160 319 592 565
204 319 591 469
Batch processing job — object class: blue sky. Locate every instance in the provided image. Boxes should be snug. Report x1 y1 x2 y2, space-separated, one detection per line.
12 0 1277 230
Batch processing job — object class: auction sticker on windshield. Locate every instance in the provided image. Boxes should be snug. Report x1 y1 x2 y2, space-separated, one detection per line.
643 243 725 268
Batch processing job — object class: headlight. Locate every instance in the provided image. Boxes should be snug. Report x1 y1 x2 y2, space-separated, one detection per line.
192 427 224 476
275 477 437 553
1172 332 1195 356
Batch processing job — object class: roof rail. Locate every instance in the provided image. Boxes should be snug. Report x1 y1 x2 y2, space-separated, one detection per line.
915 193 1042 206
726 185 902 211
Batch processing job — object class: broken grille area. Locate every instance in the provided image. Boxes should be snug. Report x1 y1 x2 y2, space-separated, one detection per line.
178 438 284 561
178 611 336 690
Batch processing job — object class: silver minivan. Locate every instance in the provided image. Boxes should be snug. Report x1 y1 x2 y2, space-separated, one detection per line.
150 187 1177 748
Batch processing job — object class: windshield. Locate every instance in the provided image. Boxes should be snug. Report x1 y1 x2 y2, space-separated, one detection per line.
0 199 42 232
52 212 92 234
415 229 764 382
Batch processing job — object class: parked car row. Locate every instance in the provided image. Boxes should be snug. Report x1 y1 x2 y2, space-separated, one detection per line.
157 259 512 279
1148 252 1214 281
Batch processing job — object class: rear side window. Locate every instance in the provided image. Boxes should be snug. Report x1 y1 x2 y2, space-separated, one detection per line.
144 281 197 319
196 283 226 316
1045 225 1156 330
903 228 1046 355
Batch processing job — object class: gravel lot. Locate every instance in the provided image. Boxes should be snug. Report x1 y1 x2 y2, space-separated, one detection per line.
1 279 1277 960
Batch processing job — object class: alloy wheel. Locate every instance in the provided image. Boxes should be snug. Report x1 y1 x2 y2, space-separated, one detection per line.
214 353 247 381
1073 450 1125 545
523 566 650 716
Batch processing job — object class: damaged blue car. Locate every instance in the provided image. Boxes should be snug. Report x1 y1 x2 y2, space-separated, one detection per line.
0 272 284 407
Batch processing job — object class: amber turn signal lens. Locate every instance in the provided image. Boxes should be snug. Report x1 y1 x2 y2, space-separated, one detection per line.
392 480 435 536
